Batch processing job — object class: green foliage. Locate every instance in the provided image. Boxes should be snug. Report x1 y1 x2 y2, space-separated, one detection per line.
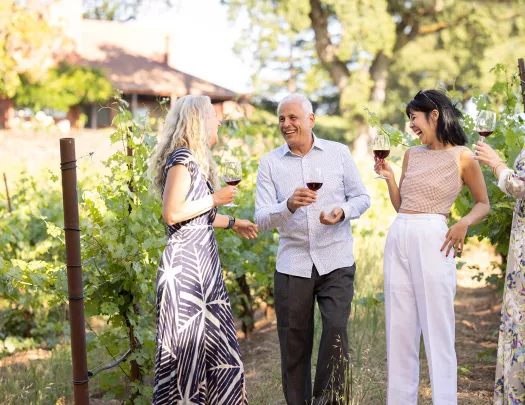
80 97 165 401
14 63 113 112
0 1 66 98
83 0 172 21
0 172 68 350
223 0 525 122
224 0 321 95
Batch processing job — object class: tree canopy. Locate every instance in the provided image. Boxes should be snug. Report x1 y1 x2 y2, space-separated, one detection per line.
223 0 525 122
0 0 66 98
0 1 113 112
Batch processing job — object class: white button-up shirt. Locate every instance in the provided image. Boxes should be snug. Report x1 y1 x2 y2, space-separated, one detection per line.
255 135 370 278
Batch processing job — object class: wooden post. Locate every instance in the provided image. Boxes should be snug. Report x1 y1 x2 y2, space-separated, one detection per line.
59 138 89 405
125 127 142 398
3 173 12 213
518 58 525 112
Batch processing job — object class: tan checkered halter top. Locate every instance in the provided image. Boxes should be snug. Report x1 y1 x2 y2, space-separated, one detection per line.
400 145 467 215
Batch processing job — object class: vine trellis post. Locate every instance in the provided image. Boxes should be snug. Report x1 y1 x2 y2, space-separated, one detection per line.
60 138 90 405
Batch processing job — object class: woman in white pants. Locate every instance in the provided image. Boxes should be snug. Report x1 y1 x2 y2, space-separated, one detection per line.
374 90 490 405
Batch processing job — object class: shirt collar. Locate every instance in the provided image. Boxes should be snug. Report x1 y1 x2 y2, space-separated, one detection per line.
281 133 324 157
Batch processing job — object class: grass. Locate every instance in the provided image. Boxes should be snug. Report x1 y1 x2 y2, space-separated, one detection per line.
0 347 73 404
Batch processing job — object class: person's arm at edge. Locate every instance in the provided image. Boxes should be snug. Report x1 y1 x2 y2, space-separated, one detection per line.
338 145 371 222
384 148 409 212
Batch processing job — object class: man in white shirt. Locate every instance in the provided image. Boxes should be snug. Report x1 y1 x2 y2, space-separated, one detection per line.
255 94 370 405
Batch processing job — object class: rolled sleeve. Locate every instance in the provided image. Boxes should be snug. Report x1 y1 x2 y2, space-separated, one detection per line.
255 156 294 231
339 146 371 222
498 151 525 199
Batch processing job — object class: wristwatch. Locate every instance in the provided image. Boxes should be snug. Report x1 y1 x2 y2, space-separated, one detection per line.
226 215 236 229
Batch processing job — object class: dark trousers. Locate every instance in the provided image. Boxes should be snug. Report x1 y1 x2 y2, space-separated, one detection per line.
274 264 356 405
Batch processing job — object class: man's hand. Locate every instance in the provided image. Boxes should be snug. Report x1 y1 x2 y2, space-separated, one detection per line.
320 207 344 225
287 188 317 213
232 219 258 239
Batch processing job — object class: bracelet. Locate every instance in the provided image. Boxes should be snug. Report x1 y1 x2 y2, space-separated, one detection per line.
492 161 505 177
225 215 236 230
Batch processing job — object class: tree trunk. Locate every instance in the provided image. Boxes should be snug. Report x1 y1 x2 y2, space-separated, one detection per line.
0 98 15 129
308 0 350 92
369 51 391 104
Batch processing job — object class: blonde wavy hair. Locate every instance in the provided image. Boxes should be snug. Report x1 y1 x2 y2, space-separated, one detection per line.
150 95 219 191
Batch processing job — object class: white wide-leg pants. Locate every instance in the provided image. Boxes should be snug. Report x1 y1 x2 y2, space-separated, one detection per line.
384 213 458 405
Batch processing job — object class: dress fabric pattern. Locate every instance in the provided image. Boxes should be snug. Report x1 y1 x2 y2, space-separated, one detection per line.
495 148 525 405
153 148 247 405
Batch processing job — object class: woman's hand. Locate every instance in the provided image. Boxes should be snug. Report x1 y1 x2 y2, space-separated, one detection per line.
232 219 258 239
212 186 236 207
473 141 504 168
374 157 394 180
440 218 469 258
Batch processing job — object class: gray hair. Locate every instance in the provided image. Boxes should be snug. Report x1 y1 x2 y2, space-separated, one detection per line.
277 94 313 115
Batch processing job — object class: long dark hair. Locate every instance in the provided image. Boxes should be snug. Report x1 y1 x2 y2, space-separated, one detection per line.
405 90 468 146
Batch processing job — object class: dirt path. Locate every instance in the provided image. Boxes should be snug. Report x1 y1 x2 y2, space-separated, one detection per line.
239 283 502 404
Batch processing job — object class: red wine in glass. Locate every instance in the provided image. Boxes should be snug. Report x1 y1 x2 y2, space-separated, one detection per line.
477 131 493 139
372 134 390 180
226 179 241 186
306 182 323 191
475 110 496 145
373 149 390 160
222 158 242 207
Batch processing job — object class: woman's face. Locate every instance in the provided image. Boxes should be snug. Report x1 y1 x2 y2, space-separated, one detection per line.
206 103 221 147
409 110 438 145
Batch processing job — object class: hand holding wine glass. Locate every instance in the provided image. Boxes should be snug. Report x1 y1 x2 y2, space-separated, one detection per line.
221 157 242 207
374 158 393 180
372 134 391 180
475 110 496 142
211 186 237 207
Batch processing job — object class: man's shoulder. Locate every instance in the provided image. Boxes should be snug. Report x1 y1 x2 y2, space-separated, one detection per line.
317 138 350 154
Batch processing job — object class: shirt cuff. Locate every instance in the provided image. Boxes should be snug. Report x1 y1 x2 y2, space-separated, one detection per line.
497 168 513 195
340 203 359 222
271 199 295 219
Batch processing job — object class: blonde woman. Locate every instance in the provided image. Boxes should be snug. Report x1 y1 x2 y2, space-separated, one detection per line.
150 95 256 405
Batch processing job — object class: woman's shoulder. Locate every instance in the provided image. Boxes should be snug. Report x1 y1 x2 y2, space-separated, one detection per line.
455 145 471 153
456 145 474 160
170 147 192 158
166 147 195 170
405 145 424 155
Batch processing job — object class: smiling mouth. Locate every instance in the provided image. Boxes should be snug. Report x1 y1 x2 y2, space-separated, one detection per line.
283 130 297 136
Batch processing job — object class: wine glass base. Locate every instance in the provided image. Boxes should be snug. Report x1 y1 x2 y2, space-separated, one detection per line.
224 203 238 207
374 175 387 180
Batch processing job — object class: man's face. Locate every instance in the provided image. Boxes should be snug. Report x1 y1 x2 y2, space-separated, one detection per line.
278 100 315 148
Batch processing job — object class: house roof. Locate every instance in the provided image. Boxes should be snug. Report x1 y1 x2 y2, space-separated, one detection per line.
74 19 238 100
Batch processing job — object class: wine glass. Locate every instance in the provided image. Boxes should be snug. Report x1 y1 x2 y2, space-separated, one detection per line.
221 157 242 207
475 110 496 142
306 167 323 191
372 134 391 180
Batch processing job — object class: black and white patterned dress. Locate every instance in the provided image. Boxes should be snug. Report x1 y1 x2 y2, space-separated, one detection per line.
153 148 247 405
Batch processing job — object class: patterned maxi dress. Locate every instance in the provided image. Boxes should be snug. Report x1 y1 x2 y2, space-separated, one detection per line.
494 148 525 405
153 148 247 405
